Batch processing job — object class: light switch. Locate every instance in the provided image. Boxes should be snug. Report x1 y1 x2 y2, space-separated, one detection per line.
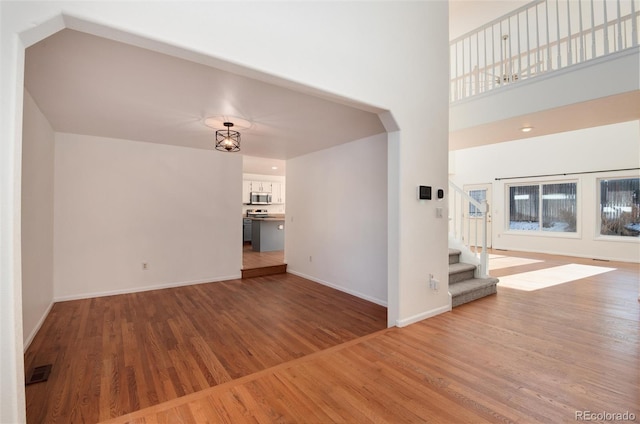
436 207 443 218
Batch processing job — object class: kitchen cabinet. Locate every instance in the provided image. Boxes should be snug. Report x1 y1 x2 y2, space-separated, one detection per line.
243 180 271 204
242 178 284 204
242 181 253 204
271 182 285 204
243 218 252 242
251 218 284 252
249 181 272 193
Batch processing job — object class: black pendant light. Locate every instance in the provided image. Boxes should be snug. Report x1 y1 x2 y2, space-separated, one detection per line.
215 122 241 152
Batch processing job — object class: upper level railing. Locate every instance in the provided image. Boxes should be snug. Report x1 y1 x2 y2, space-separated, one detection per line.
450 0 639 102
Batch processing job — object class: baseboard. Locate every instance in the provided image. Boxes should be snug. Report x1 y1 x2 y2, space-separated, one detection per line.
287 269 387 307
53 274 242 302
395 303 451 328
493 245 640 264
23 300 54 352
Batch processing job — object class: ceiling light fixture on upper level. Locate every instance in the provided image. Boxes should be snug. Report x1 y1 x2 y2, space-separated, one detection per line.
215 122 241 152
521 126 533 133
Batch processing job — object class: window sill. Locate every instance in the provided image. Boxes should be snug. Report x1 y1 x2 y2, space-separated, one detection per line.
504 230 581 239
594 235 640 243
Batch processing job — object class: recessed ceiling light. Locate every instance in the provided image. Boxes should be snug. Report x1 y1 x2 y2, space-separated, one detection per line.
521 126 533 133
272 166 278 170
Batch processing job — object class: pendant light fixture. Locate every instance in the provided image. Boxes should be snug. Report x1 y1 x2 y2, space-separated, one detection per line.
215 122 241 152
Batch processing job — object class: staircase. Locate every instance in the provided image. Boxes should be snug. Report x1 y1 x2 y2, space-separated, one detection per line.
449 248 498 307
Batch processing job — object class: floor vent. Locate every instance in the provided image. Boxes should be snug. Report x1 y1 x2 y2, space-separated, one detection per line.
26 364 52 385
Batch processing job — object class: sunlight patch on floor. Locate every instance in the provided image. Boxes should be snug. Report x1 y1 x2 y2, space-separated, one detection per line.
488 254 543 270
497 264 616 291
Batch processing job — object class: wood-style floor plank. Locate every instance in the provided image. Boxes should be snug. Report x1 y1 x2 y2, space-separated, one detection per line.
24 273 386 423
98 250 639 424
242 244 284 270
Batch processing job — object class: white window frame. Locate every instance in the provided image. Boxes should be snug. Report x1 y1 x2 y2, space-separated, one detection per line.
595 175 640 242
505 179 580 238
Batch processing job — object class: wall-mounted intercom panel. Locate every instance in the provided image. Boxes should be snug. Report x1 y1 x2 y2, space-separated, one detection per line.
419 185 431 200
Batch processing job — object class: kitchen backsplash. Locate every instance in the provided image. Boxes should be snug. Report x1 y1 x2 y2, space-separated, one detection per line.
242 204 285 215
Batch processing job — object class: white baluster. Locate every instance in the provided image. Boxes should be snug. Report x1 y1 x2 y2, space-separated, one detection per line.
604 0 609 54
631 0 637 47
556 0 562 67
591 0 596 58
617 0 623 51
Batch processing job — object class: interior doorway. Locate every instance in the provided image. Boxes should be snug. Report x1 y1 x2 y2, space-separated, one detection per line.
242 156 287 273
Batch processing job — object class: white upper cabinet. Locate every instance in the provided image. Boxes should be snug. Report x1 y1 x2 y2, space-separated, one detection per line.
271 182 285 204
250 181 272 193
242 180 253 204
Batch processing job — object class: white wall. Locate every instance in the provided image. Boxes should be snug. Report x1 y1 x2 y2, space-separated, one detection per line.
1 3 449 421
21 90 55 349
451 121 640 262
286 134 388 306
53 133 242 300
450 48 640 132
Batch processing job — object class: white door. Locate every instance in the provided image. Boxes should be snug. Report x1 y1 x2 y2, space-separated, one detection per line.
464 183 492 248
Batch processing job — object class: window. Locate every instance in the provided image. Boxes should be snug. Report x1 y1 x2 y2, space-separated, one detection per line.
599 177 640 238
508 182 577 233
468 189 486 217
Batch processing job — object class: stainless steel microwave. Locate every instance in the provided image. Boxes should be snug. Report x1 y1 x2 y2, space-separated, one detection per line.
250 192 272 205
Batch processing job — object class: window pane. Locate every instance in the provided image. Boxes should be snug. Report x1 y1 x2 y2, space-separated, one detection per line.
468 189 486 217
542 183 577 232
600 178 640 237
509 185 539 230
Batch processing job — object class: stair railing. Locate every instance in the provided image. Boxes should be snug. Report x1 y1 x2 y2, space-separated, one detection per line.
451 0 640 101
449 181 489 277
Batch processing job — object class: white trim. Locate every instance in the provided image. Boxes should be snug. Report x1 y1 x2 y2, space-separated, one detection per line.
494 246 639 264
287 270 388 308
396 304 452 328
594 235 640 243
53 274 241 302
23 301 54 353
504 230 581 239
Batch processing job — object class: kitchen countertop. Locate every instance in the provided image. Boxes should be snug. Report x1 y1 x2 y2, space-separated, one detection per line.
246 214 285 221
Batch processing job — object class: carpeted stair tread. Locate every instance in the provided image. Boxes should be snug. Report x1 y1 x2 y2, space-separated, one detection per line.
449 262 477 284
449 262 476 274
449 277 499 295
450 277 499 307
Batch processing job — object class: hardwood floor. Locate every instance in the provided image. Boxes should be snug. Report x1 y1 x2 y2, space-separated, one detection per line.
23 273 386 423
98 250 639 424
242 243 284 269
241 244 286 278
24 250 639 423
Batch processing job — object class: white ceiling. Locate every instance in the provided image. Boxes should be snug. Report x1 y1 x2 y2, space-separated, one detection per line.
24 6 638 176
24 29 386 174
